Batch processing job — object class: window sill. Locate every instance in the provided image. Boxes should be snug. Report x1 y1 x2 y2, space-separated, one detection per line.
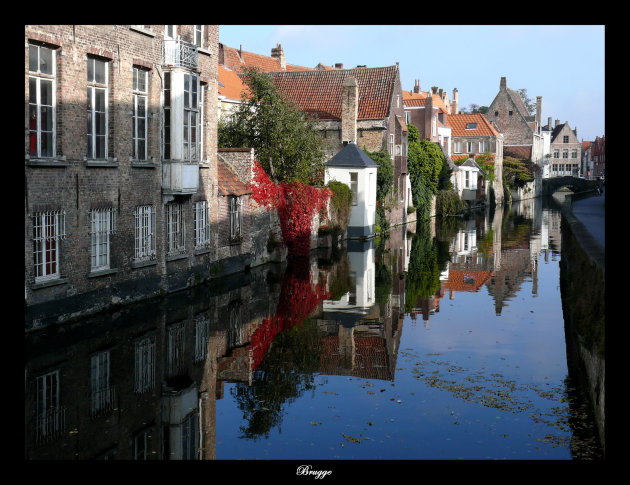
131 259 157 269
31 277 69 290
198 46 212 56
129 26 155 37
131 161 159 169
166 253 188 262
88 268 118 278
26 156 70 167
86 159 118 168
194 246 211 256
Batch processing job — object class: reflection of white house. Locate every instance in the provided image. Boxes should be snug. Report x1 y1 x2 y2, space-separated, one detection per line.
161 383 199 460
323 239 376 324
325 142 378 239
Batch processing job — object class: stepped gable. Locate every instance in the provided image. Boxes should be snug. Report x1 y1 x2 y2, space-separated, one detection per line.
268 66 397 121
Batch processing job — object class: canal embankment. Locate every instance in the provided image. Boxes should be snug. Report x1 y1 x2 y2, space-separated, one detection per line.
557 188 605 453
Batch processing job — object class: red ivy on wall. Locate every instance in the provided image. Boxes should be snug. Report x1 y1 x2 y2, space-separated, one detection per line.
251 161 331 258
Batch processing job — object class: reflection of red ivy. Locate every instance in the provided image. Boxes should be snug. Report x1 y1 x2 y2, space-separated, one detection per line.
249 260 331 370
251 161 331 258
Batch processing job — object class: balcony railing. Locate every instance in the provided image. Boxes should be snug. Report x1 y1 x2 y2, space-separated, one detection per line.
163 38 198 70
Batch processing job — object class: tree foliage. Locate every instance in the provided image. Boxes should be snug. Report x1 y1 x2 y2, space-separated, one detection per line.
218 67 325 184
503 156 536 190
516 88 536 114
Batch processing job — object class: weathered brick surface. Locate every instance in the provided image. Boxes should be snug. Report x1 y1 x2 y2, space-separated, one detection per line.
25 25 228 328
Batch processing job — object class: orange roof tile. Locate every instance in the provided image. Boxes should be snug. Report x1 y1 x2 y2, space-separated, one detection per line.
402 91 448 113
269 66 398 121
218 65 250 101
444 269 494 292
447 113 500 137
217 159 251 196
221 44 315 73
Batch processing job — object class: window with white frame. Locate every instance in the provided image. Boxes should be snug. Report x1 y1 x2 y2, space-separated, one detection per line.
193 312 210 363
90 207 116 271
389 134 394 156
166 202 185 255
479 140 488 153
132 67 149 161
350 172 358 206
554 149 559 159
465 170 470 188
134 336 155 393
229 196 242 241
90 350 114 417
134 205 156 261
183 72 201 161
466 141 474 153
35 369 64 443
164 25 177 39
432 116 437 137
166 322 185 377
454 141 462 153
194 25 204 48
87 56 108 159
28 43 56 158
193 200 210 248
163 71 171 159
562 150 568 159
572 149 578 159
32 209 65 282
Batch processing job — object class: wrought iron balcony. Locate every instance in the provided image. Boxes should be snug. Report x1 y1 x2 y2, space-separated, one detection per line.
162 38 198 70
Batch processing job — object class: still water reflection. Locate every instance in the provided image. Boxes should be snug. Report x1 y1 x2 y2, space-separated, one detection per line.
24 197 603 460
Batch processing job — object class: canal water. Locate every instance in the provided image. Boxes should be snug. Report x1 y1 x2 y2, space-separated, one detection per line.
24 197 603 460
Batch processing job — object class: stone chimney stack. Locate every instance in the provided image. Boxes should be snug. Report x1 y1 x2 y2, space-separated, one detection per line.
555 119 560 128
452 88 459 115
548 117 552 130
270 43 286 70
414 79 421 93
341 77 358 145
535 96 542 132
500 76 507 90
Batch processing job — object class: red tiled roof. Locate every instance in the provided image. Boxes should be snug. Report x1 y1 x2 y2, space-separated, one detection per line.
217 159 251 196
221 44 315 73
402 91 448 113
448 113 500 137
268 66 398 121
444 269 494 293
218 64 250 101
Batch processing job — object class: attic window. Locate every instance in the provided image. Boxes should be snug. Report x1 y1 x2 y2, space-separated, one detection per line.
465 123 477 130
509 110 513 116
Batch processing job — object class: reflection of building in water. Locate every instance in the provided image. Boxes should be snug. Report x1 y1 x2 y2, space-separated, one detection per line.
319 238 402 381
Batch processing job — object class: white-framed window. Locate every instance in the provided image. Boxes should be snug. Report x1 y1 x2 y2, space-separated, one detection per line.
35 369 65 443
166 322 185 377
134 336 155 393
163 71 171 159
466 141 474 153
465 170 470 188
193 200 210 248
183 72 200 161
90 207 116 271
432 116 437 137
164 25 177 39
32 209 66 282
132 67 149 161
454 141 462 153
562 150 568 159
405 111 410 124
90 350 114 416
28 43 56 158
395 144 402 156
194 312 210 363
479 140 488 153
229 196 242 241
389 134 394 156
166 202 186 255
350 172 358 206
194 25 204 48
134 205 156 261
87 56 108 159
554 149 559 159
572 149 578 159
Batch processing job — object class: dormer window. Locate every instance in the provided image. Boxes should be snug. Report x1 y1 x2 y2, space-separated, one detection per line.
465 123 477 130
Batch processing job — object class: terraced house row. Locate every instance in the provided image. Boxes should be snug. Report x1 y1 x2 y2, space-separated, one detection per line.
24 25 256 331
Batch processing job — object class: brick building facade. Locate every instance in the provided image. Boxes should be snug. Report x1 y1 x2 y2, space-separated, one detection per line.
548 120 582 177
24 25 253 331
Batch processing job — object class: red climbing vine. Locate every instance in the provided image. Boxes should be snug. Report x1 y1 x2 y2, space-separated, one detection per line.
251 161 331 258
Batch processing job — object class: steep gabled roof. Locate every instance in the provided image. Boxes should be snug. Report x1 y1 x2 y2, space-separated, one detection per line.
218 65 250 101
448 113 500 137
402 90 448 113
268 66 398 121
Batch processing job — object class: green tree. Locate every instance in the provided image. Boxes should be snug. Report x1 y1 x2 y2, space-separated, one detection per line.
363 147 394 233
516 88 536 114
218 67 325 184
407 124 445 219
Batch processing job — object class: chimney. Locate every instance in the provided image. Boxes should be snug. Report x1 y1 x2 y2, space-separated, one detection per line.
535 96 542 132
452 88 459 115
555 119 560 127
335 63 343 69
270 43 286 70
548 117 552 129
500 76 507 90
414 79 421 93
341 77 358 145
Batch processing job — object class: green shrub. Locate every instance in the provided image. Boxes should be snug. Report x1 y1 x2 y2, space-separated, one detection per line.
436 189 465 216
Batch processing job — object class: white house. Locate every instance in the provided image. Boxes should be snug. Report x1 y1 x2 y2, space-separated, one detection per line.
324 142 378 239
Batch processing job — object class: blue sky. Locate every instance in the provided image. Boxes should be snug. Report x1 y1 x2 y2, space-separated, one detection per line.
219 25 605 142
